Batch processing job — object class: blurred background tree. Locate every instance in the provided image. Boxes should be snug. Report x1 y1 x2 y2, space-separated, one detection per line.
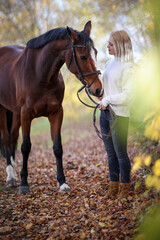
0 0 153 121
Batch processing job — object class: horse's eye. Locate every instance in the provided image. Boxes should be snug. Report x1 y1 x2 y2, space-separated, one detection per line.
80 56 87 60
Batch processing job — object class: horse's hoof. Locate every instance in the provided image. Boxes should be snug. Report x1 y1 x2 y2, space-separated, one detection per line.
19 186 30 194
59 183 70 193
6 178 17 187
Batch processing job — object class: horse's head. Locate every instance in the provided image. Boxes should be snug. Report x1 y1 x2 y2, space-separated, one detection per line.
65 21 103 97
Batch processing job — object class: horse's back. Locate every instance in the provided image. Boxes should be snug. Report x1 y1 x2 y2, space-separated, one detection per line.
0 45 24 63
0 45 24 53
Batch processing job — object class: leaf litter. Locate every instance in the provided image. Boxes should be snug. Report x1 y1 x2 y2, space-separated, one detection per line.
0 122 158 239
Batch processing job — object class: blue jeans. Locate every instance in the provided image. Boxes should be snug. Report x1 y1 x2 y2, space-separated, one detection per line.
100 109 131 183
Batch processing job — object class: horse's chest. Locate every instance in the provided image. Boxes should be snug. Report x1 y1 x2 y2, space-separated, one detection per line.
34 93 63 117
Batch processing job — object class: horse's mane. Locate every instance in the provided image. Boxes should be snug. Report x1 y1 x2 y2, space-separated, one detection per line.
26 27 95 52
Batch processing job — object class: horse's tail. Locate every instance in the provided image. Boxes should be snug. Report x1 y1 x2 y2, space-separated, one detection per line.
6 110 13 134
0 110 13 156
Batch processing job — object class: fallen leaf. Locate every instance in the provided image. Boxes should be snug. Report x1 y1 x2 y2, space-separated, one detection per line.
0 226 11 233
25 223 33 230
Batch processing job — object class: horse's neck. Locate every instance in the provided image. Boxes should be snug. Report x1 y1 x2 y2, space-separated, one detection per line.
24 41 69 82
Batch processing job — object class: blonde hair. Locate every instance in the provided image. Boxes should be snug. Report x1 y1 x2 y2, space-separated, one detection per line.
110 30 133 62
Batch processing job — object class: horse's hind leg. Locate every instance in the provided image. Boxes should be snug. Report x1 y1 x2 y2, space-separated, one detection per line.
10 112 20 159
0 108 17 187
48 106 70 192
6 112 21 187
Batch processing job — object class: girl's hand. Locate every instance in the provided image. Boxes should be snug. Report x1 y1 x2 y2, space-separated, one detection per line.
99 101 107 110
98 96 103 101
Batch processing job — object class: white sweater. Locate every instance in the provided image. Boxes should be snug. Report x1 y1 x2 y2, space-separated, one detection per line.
101 58 134 117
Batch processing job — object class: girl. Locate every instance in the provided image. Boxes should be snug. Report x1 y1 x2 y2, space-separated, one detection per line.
99 30 134 199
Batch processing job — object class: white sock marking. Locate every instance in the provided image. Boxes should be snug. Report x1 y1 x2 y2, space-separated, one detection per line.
6 165 15 181
6 157 18 181
59 183 70 192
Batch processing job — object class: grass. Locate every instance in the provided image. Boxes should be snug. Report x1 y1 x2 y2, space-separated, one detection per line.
30 110 99 136
15 108 141 150
31 117 50 136
19 109 144 146
16 110 99 149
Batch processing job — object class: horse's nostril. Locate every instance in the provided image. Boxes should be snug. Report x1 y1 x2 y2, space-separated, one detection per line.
95 88 101 97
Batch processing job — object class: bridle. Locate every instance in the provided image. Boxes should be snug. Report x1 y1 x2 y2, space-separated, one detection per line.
69 42 101 108
71 42 101 87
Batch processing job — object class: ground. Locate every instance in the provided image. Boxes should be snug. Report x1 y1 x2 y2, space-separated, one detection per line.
0 121 157 240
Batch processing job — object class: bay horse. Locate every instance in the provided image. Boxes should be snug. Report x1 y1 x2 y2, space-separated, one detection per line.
0 21 102 194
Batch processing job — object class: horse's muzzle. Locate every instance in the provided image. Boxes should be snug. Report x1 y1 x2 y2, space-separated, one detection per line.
89 87 103 97
95 88 101 97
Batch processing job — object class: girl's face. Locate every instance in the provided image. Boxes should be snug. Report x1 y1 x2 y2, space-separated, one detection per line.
107 37 116 56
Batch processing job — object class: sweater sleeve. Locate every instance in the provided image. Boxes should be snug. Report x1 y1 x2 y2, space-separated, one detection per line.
102 64 134 107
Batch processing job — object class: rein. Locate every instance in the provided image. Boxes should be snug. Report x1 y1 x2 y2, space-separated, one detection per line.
77 84 116 140
77 86 98 108
93 105 117 140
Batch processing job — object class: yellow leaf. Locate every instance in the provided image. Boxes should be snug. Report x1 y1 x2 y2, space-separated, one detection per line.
107 223 114 228
25 223 33 230
79 231 86 239
99 222 105 227
155 180 160 191
64 203 69 206
145 175 159 190
132 156 142 172
145 174 153 188
144 155 151 166
96 163 100 166
57 195 63 199
153 159 160 176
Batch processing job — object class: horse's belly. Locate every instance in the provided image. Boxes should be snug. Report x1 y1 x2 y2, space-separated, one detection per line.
0 83 19 112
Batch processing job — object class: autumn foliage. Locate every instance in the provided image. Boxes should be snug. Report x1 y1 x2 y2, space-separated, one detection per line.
0 122 158 239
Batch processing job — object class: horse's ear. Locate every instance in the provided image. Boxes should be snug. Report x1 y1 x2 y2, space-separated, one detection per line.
66 27 79 42
83 21 91 36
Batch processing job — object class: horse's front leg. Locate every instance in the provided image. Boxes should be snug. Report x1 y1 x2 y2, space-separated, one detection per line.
19 107 32 194
48 106 70 192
